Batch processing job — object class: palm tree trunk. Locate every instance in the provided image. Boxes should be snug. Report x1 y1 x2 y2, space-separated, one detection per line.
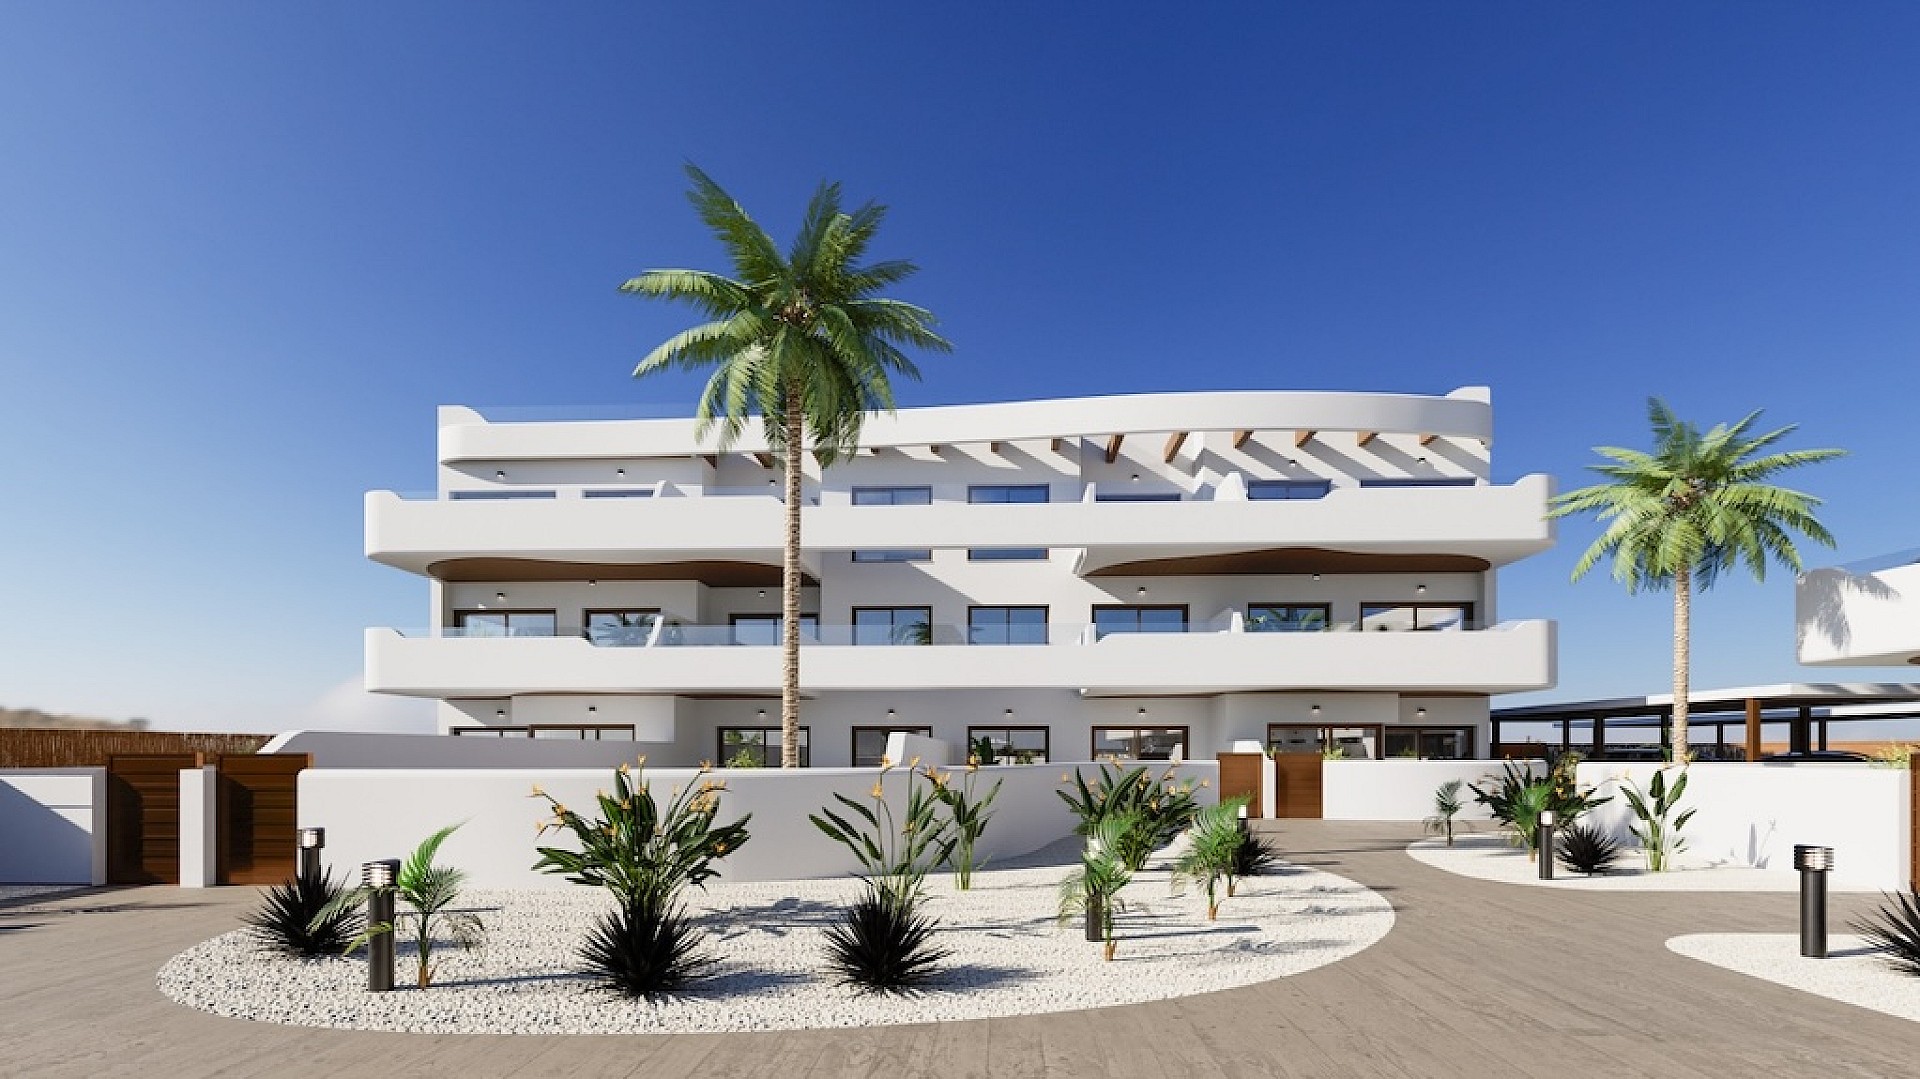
780 385 804 769
1671 566 1691 763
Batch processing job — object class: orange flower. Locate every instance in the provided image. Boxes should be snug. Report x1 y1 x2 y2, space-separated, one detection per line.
870 782 886 799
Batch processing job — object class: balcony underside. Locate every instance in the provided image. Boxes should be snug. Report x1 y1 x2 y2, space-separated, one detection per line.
1084 547 1491 577
428 558 816 588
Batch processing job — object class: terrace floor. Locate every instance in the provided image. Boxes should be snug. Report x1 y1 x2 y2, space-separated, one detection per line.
3 820 1918 1077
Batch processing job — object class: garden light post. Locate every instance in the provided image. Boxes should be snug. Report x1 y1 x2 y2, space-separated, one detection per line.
363 859 400 992
297 828 325 881
1537 810 1556 881
1794 845 1833 959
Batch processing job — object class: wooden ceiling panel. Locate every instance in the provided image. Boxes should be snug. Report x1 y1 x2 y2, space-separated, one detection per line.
1086 547 1491 577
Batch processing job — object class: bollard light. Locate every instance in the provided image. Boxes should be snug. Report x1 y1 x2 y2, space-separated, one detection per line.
362 859 400 992
296 828 325 881
1537 810 1557 881
1794 844 1834 959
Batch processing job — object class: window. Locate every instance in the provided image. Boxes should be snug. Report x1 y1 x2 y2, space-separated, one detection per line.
1357 477 1477 488
969 548 1050 561
1094 491 1182 502
719 725 810 767
853 606 934 645
851 487 933 562
1247 480 1333 500
1383 727 1475 760
448 489 557 500
1092 726 1189 761
1246 603 1331 632
529 724 637 741
453 610 558 637
851 725 934 767
1360 603 1474 632
584 609 659 647
729 613 819 646
968 484 1050 503
968 606 1049 645
1092 605 1188 639
582 488 655 499
1267 724 1382 759
966 726 1051 764
451 726 528 738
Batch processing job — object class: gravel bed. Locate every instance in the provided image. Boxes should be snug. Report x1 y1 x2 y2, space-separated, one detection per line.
1668 933 1920 1021
157 857 1392 1034
1407 834 1883 892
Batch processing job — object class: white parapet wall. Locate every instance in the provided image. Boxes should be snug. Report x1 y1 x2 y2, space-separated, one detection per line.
299 759 1219 888
260 730 665 770
1321 759 1529 822
178 766 219 889
1575 762 1910 890
0 768 107 885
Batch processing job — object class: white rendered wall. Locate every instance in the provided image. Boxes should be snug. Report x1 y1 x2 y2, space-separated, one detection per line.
1575 762 1910 890
1797 560 1920 666
0 769 106 885
299 760 1220 888
1321 760 1529 821
262 731 676 770
178 766 218 889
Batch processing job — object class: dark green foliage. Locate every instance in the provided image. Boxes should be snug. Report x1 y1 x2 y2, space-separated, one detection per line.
1555 822 1623 875
823 885 950 993
581 898 715 997
1230 829 1280 880
1471 758 1610 830
533 761 751 909
811 764 957 910
244 866 362 958
1057 763 1199 871
1853 891 1920 978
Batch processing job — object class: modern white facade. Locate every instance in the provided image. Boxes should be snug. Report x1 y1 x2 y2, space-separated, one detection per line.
1796 548 1920 667
364 388 1557 766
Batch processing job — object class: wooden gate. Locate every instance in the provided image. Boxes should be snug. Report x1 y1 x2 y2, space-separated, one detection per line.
216 753 308 885
106 753 201 885
1217 753 1265 818
1272 754 1324 818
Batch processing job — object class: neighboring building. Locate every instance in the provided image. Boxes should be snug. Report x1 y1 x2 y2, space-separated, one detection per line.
363 388 1556 766
1796 548 1920 667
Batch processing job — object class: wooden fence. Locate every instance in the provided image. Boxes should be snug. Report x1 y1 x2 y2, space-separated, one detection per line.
0 728 270 768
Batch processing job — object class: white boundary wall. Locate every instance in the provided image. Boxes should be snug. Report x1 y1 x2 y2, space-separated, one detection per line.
0 768 107 885
299 760 1218 888
1575 762 1910 890
1322 759 1533 821
261 730 656 770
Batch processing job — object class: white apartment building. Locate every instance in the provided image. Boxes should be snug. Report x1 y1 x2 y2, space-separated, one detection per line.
363 388 1557 767
1796 547 1920 667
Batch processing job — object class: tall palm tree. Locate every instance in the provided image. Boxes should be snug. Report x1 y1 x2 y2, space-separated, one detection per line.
624 165 950 767
1548 398 1843 762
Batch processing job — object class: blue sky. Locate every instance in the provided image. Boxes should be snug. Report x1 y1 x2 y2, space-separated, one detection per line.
2 3 1916 731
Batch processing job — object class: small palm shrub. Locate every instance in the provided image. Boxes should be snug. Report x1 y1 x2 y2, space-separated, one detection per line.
1424 779 1464 846
581 897 715 997
1059 813 1138 961
1173 799 1247 919
325 824 486 987
1229 830 1279 893
244 866 362 957
1555 822 1623 875
1057 763 1200 872
1853 891 1920 977
823 883 951 993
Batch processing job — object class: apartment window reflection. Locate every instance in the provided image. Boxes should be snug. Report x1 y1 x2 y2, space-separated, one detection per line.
453 610 557 637
719 725 809 767
1359 603 1473 632
1245 603 1330 632
1382 727 1475 760
584 609 660 646
968 606 1048 645
853 606 934 645
1092 605 1188 639
852 725 933 767
851 486 933 563
1092 726 1188 761
966 725 1050 763
729 613 819 646
1246 480 1333 500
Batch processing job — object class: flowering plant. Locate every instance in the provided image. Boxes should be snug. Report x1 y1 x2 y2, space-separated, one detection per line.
531 758 752 909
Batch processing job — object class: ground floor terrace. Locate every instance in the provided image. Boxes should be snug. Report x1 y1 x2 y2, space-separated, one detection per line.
5 819 1918 1078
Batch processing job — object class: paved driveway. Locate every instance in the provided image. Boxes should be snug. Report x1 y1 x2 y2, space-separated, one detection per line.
2 820 1916 1078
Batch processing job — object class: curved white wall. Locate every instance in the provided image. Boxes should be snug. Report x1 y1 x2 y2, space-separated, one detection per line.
1797 561 1920 666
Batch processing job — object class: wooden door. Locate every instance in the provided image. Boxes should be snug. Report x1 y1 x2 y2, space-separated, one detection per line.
1272 754 1324 818
215 754 308 885
1216 753 1264 819
106 754 200 884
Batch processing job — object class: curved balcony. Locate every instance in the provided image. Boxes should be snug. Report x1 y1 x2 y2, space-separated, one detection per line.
1797 553 1920 666
365 619 1555 698
366 475 1554 578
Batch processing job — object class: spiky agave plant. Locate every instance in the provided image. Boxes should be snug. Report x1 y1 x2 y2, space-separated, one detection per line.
244 866 362 957
1853 892 1920 977
581 897 715 997
1555 821 1624 876
823 884 951 993
1228 830 1279 894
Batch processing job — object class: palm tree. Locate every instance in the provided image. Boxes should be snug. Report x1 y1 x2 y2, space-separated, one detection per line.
1548 398 1843 762
624 165 950 767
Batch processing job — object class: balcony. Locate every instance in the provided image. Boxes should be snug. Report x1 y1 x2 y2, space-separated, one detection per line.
1797 550 1920 666
365 474 1554 577
366 618 1555 698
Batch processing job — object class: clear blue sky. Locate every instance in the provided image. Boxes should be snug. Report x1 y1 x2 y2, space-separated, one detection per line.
3 3 1916 731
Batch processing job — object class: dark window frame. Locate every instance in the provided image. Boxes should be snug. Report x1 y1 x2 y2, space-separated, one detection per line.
1359 602 1476 632
717 725 811 767
1090 604 1191 638
966 725 1052 763
851 606 935 645
1091 725 1191 762
967 605 1050 645
1246 479 1334 500
850 724 935 767
1244 602 1333 632
451 609 561 636
1265 723 1385 760
1356 477 1478 488
727 612 820 645
1382 726 1477 760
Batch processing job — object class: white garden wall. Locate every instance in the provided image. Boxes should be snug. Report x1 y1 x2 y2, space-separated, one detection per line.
298 760 1218 888
0 768 106 885
261 730 661 770
1322 759 1535 821
1575 762 1909 890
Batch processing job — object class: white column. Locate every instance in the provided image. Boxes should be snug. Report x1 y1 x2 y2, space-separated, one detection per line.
178 766 219 888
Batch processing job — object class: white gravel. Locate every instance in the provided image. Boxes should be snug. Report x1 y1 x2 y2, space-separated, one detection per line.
1668 933 1920 1022
157 853 1392 1034
1407 834 1883 892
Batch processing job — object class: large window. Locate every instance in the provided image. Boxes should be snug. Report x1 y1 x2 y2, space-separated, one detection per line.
1267 724 1381 759
968 606 1049 645
1092 726 1188 761
1092 605 1188 639
719 725 810 767
1383 727 1475 760
1357 477 1477 488
851 486 933 563
1360 603 1474 632
1094 491 1182 502
967 485 1050 562
1246 603 1331 632
453 610 557 637
1247 480 1333 500
851 725 934 767
729 613 819 646
967 726 1050 764
584 609 660 647
853 606 934 646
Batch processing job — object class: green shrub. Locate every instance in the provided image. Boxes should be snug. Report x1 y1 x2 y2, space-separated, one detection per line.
1057 763 1200 871
1423 779 1464 846
811 761 957 911
1555 821 1623 875
926 762 1001 890
1058 813 1138 961
1229 829 1279 890
244 865 362 957
823 883 951 993
1172 798 1247 919
532 760 751 910
324 824 485 988
1853 891 1920 977
1619 767 1695 873
580 896 714 997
